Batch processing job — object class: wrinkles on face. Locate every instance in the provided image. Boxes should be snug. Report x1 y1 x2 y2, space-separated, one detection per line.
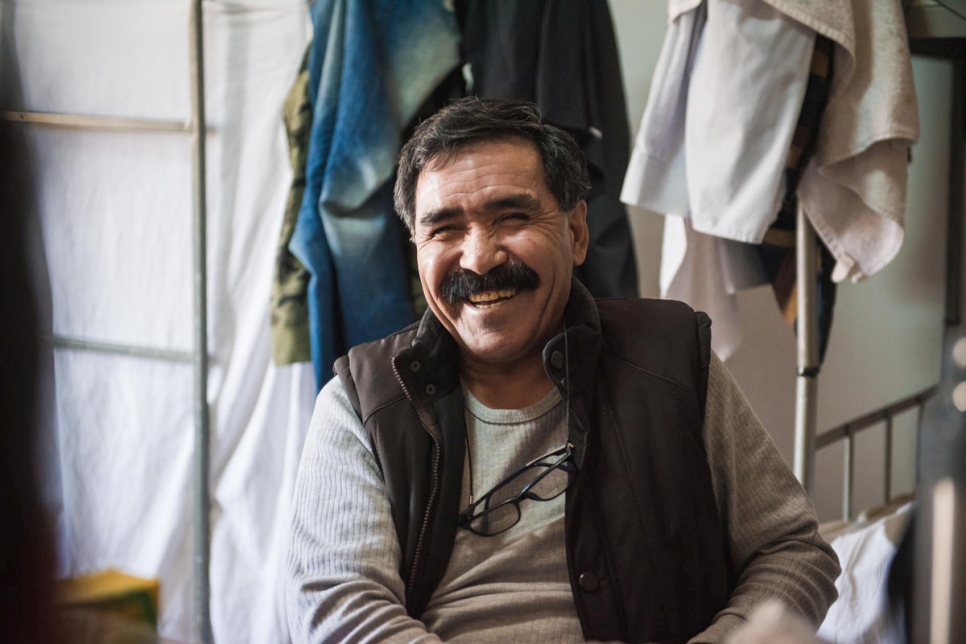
412 139 587 374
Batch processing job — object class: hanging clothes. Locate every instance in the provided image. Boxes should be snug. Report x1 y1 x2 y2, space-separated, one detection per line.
460 0 639 298
622 0 917 359
795 0 919 283
622 0 816 359
289 0 462 389
271 48 313 366
622 0 816 242
755 34 838 363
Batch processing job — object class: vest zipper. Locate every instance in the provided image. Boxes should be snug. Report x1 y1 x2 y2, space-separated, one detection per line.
391 358 441 604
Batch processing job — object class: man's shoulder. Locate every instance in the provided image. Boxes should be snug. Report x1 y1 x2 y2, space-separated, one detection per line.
594 297 711 398
595 296 706 340
336 320 421 373
333 320 421 421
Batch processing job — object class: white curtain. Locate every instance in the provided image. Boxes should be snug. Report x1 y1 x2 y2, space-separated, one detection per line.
7 1 314 640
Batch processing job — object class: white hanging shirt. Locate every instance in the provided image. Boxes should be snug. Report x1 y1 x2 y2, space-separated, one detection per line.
622 0 815 243
622 0 919 358
623 0 815 358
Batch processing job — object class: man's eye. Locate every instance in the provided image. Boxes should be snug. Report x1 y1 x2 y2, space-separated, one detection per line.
500 212 529 223
430 225 457 238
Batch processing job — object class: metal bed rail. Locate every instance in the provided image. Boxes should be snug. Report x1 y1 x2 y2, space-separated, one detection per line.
815 385 937 521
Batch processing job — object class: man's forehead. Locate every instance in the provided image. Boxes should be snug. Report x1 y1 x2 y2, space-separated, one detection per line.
423 135 540 173
414 138 549 214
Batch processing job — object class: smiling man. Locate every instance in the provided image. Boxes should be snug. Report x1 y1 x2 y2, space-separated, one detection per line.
287 98 840 644
411 134 586 410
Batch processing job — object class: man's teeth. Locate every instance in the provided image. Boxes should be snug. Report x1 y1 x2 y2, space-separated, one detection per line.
468 288 518 305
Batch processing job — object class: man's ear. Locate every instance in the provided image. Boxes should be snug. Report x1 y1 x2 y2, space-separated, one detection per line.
569 200 589 266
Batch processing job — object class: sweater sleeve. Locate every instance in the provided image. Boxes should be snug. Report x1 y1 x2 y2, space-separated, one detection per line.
688 354 841 644
287 377 444 644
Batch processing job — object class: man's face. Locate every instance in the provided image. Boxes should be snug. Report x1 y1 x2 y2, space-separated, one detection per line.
412 138 588 371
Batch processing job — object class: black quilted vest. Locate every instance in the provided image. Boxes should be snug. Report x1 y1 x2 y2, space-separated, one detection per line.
334 279 733 643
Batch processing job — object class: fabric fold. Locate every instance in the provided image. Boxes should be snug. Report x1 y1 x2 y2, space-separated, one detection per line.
289 0 462 389
622 0 917 359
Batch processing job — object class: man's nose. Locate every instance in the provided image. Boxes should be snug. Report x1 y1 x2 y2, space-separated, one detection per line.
459 228 507 276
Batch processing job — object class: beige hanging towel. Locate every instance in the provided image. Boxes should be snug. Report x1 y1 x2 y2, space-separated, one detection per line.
779 0 920 283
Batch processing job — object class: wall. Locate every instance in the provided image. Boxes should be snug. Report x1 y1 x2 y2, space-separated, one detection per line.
609 1 956 521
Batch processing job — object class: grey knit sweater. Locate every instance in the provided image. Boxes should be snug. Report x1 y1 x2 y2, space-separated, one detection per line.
287 354 840 643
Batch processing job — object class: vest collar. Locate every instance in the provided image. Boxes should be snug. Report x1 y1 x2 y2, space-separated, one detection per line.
543 278 601 467
399 276 602 465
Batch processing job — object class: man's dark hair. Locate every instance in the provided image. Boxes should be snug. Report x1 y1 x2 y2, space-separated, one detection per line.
394 97 591 234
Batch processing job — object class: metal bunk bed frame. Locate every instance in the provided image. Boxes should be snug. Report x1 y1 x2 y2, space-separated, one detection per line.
0 1 213 641
792 2 965 503
793 4 965 640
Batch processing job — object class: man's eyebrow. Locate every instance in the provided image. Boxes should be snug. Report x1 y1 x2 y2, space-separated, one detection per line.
484 193 542 213
418 206 462 228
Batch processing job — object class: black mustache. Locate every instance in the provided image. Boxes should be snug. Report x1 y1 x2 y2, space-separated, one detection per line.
439 260 540 304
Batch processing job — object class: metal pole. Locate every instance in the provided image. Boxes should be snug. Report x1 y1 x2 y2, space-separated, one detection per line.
188 0 212 641
43 334 194 363
0 109 191 132
913 60 966 644
843 430 854 521
885 412 894 503
793 200 820 493
944 61 963 328
928 479 958 644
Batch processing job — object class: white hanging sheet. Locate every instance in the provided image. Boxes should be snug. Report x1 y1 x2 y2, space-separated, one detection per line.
9 1 314 641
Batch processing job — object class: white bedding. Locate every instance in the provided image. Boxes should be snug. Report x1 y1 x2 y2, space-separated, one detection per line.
817 501 913 644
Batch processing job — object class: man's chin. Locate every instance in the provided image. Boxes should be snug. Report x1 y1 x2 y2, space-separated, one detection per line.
459 345 524 368
451 326 522 360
